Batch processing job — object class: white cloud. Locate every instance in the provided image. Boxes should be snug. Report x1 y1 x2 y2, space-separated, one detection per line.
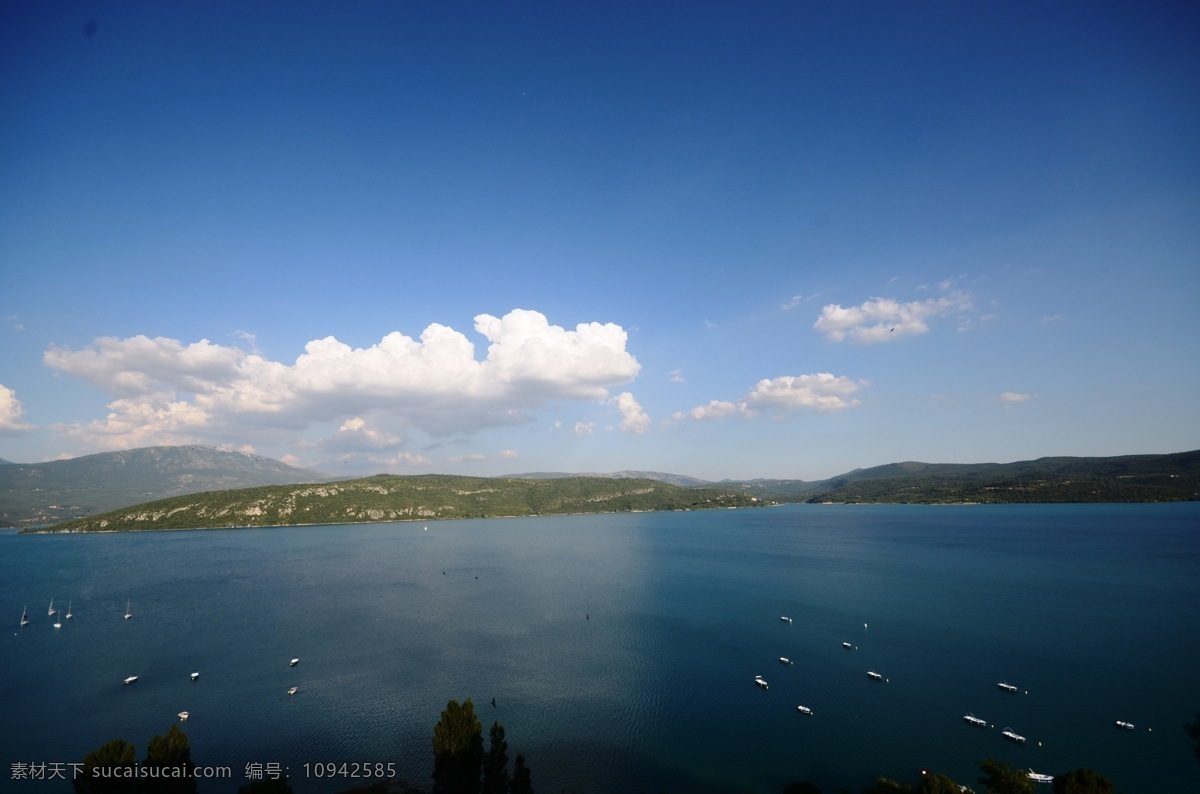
782 294 805 311
499 449 518 459
611 391 650 435
814 292 975 343
995 391 1033 405
673 373 865 424
448 453 487 464
668 369 685 383
0 384 35 435
573 421 596 436
43 310 641 453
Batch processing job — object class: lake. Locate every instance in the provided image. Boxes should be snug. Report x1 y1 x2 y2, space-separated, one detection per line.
2 503 1198 793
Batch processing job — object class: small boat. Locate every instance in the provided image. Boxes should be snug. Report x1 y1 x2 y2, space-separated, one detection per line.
1115 720 1135 730
867 671 883 680
841 642 852 648
48 598 56 617
796 705 813 715
1001 727 1026 743
53 612 62 629
1027 769 1053 784
997 681 1018 692
123 675 138 685
780 616 793 623
963 713 987 726
779 657 791 665
20 606 29 627
65 601 73 620
753 675 769 689
289 657 300 667
287 686 299 695
178 711 189 721
190 672 200 681
124 600 132 620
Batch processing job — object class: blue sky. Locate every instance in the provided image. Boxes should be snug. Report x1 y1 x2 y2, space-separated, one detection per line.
2 1 1198 481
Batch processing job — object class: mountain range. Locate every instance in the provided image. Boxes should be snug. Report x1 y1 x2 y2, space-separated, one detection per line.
2 445 1197 529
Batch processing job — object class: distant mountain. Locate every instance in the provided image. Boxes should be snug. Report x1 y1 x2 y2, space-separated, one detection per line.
35 474 768 533
806 451 1200 503
0 446 327 527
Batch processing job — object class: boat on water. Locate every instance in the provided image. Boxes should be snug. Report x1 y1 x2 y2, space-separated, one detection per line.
796 705 813 715
779 657 791 665
997 681 1018 692
867 671 883 680
1027 769 1053 784
963 713 987 726
1001 727 1027 743
754 675 769 689
123 676 138 685
287 686 299 695
780 616 793 623
190 672 200 681
124 600 132 620
289 657 300 667
48 598 56 617
65 601 72 620
1115 720 1135 730
20 606 29 627
842 641 852 648
53 612 62 629
178 711 189 721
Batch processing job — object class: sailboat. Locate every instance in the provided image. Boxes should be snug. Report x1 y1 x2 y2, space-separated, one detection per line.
65 601 73 620
20 606 29 627
124 600 132 620
48 598 56 617
53 611 62 629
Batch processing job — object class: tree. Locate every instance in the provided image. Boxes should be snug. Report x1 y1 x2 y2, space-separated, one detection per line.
509 753 533 794
433 699 485 794
72 738 136 794
143 723 197 793
1187 712 1200 763
917 771 963 794
1052 768 1113 794
977 758 1034 794
482 721 511 794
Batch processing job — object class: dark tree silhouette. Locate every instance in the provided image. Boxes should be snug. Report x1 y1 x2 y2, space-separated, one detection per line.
977 757 1034 794
482 721 511 794
432 699 485 794
143 723 197 793
1051 768 1114 794
917 771 963 794
72 738 136 794
509 753 533 794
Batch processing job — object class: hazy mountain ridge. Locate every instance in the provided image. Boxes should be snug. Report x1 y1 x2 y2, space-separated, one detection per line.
0 446 327 527
32 474 766 533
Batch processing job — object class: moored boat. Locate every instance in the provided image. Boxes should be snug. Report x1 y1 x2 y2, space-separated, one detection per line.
997 681 1018 692
123 675 138 685
867 671 883 680
287 686 299 695
190 672 200 681
1027 769 1053 784
1115 720 1135 730
780 616 793 623
1002 727 1026 743
753 675 768 689
796 705 813 715
289 657 300 667
779 656 791 665
963 713 987 726
178 711 189 721
20 606 29 627
842 641 852 648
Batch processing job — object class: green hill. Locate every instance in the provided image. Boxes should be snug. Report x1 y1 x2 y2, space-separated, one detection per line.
31 474 769 533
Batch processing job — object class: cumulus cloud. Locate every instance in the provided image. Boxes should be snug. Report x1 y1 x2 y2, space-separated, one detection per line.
611 391 651 434
0 384 35 434
43 310 641 453
573 421 596 436
814 292 975 343
995 391 1033 405
672 373 865 424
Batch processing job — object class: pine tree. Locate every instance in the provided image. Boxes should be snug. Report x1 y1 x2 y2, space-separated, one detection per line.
72 738 136 794
143 723 197 793
482 721 511 794
432 699 485 794
509 753 533 794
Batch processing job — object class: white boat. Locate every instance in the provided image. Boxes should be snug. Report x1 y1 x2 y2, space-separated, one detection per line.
1115 720 1135 730
53 612 62 629
65 601 73 620
963 713 987 726
1001 727 1026 743
20 606 29 627
1027 769 1053 784
997 681 1018 692
867 671 883 680
123 675 138 685
190 672 200 681
287 686 299 695
780 616 793 623
753 675 768 689
178 711 189 721
124 600 132 620
779 657 791 665
48 598 56 617
796 705 813 715
289 657 300 667
842 642 852 648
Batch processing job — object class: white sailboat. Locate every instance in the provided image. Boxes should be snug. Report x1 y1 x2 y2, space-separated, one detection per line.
124 600 132 620
48 598 56 617
53 611 62 629
20 606 29 627
65 601 73 620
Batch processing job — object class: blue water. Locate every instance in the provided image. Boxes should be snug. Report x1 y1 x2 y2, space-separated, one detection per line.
2 504 1198 793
